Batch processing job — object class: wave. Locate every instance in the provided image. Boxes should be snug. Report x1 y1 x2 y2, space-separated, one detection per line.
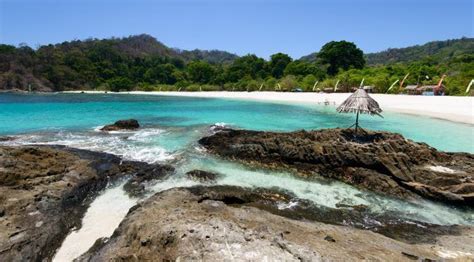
5 129 174 164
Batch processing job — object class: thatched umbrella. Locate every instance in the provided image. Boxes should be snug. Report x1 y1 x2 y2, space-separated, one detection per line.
336 88 382 134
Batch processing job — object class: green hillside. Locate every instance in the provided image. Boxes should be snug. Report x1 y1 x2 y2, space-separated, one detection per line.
365 37 474 65
0 35 472 95
300 38 474 66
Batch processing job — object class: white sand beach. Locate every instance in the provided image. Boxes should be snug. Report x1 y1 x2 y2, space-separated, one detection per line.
64 91 474 125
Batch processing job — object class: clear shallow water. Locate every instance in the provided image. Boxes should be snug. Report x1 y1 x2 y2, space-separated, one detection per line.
0 93 472 152
53 181 137 262
1 93 473 259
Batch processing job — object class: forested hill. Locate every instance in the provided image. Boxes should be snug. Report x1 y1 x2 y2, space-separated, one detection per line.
0 34 238 91
300 38 474 65
365 38 474 65
174 49 238 64
1 35 472 95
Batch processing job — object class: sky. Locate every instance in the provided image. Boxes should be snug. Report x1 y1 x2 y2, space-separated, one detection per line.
0 0 472 59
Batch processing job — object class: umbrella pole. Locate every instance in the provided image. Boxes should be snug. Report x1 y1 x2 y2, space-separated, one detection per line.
355 110 359 135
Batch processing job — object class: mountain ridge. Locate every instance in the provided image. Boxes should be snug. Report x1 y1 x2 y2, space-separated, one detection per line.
299 37 474 65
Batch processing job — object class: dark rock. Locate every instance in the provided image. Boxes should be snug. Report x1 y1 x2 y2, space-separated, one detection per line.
209 124 228 133
0 145 158 261
198 128 474 206
185 170 221 183
335 203 369 212
101 119 140 131
324 235 336 242
0 136 15 142
401 251 419 260
124 164 175 197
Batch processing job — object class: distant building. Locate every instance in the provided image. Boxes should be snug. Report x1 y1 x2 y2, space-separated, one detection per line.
404 85 419 95
404 84 445 96
363 86 374 93
421 84 445 96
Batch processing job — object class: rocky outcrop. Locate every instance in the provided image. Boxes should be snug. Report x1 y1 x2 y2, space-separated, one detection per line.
0 145 156 261
199 128 474 206
77 186 474 261
100 119 140 131
186 170 221 183
0 136 15 142
123 164 174 197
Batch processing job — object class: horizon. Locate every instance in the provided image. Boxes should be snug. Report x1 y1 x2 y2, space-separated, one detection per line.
1 0 472 59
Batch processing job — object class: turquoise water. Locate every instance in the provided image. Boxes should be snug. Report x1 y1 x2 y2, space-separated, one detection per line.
0 93 472 152
1 93 473 228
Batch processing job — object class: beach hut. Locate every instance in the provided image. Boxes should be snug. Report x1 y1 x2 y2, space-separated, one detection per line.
363 86 374 93
336 88 383 135
404 85 419 95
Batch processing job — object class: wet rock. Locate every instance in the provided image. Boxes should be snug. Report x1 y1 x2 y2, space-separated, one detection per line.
401 251 419 260
0 145 156 261
335 203 369 212
77 186 471 261
123 164 175 197
324 235 336 242
100 119 139 131
199 128 474 206
209 124 228 133
0 136 15 142
185 170 221 183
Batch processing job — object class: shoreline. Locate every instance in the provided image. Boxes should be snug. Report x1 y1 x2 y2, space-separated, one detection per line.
63 91 474 125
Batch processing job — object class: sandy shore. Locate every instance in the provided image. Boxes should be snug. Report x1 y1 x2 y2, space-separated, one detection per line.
63 91 474 125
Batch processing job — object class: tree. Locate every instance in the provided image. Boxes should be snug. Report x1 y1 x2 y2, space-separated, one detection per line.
108 77 133 92
269 53 292 78
318 41 365 75
144 63 177 84
186 61 214 84
279 75 298 91
301 74 317 90
284 60 326 80
226 54 267 82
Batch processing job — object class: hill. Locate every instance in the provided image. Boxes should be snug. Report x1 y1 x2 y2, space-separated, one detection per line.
300 38 474 65
0 34 238 91
365 37 474 65
174 49 238 64
0 35 472 95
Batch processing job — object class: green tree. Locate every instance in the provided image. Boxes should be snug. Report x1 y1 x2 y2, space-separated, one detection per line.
318 41 365 75
108 77 133 92
279 75 298 91
284 60 326 80
301 74 317 91
269 53 292 78
226 54 267 82
186 61 214 84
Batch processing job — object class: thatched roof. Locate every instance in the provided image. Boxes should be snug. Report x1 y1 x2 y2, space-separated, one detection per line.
336 88 383 116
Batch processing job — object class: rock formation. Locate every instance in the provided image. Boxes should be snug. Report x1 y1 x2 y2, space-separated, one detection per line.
185 170 221 183
0 145 156 261
199 128 474 206
77 186 474 261
100 119 140 131
123 164 175 197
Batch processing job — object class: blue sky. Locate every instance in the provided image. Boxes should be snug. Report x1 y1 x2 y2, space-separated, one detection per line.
0 0 472 59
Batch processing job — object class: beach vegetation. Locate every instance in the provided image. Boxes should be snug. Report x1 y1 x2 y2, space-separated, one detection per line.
0 35 472 95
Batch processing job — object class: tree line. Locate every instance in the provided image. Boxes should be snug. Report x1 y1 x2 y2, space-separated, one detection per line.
0 35 472 95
